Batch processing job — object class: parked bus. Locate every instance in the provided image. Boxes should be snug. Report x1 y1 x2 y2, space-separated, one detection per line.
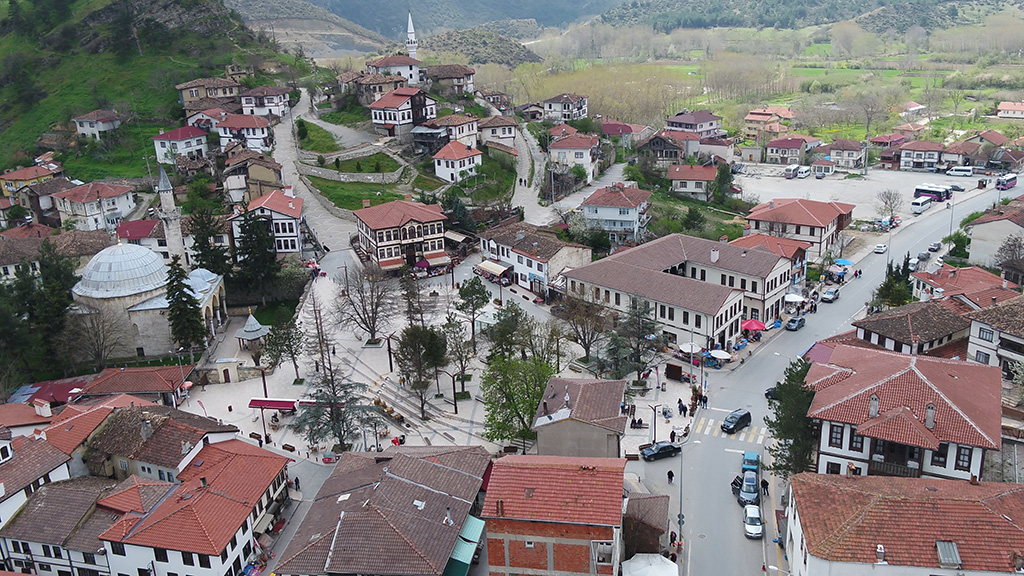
784 165 799 179
914 184 952 202
997 174 1018 191
911 197 933 214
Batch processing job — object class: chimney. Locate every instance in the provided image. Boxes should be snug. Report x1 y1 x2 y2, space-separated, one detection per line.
710 248 720 263
200 477 208 488
992 296 998 307
925 403 935 429
404 193 413 201
769 200 775 209
496 499 505 517
970 474 979 485
542 400 548 414
32 400 52 418
532 242 538 256
564 386 571 409
869 394 879 418
158 128 165 135
875 544 886 564
362 199 371 208
443 507 454 526
141 419 154 442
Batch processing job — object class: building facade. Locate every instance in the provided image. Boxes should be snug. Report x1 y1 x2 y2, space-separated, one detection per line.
353 198 449 272
52 182 136 232
542 93 588 122
580 183 652 243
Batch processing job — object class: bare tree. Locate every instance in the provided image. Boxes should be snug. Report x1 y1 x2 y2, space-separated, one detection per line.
949 89 966 119
875 189 904 221
520 316 568 371
996 234 1024 268
562 292 607 362
849 88 897 139
59 309 131 370
336 265 396 342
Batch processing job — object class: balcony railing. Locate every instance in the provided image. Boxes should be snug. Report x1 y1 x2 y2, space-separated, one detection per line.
868 460 921 477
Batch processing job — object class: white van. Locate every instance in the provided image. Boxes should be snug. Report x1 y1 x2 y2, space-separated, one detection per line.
946 166 973 177
797 166 811 179
908 258 920 272
911 197 933 214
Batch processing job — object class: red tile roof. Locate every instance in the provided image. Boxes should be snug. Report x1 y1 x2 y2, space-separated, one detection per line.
0 436 71 504
231 189 302 219
73 109 120 123
97 475 175 514
369 87 424 110
549 134 599 150
116 220 160 241
432 142 481 161
548 123 578 138
354 199 446 230
0 223 56 239
533 378 628 434
239 85 290 97
370 54 421 67
582 183 651 209
869 133 904 144
543 93 586 104
479 115 518 128
0 403 52 429
790 473 1024 572
53 182 134 204
747 198 854 228
667 110 721 124
175 78 240 90
101 439 288 555
976 129 1009 146
152 126 207 142
666 164 718 181
767 136 805 149
482 455 625 526
43 395 154 455
900 140 943 151
806 344 1002 450
0 165 59 181
729 233 811 260
424 114 477 128
911 264 1018 296
217 114 269 130
427 64 475 79
79 366 192 398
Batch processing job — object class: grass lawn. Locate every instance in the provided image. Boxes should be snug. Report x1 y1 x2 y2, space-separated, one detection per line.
298 121 340 154
254 300 299 326
333 152 400 173
413 173 446 191
453 153 515 202
61 120 175 180
306 176 405 210
320 107 371 127
646 190 746 241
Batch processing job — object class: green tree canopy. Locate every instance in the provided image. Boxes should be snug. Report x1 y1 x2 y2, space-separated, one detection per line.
604 298 665 381
480 355 555 446
166 254 206 354
764 359 815 479
290 371 376 451
395 325 446 419
233 207 281 305
456 276 491 353
264 318 304 381
186 206 232 278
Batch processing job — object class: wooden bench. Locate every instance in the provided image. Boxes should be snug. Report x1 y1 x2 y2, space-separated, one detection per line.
281 444 296 452
625 453 640 461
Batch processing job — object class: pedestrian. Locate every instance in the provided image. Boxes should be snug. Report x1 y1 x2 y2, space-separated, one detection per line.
761 478 769 495
314 360 319 372
681 403 688 417
703 394 709 408
667 470 674 484
677 398 684 415
332 345 336 356
670 430 676 443
670 531 677 545
294 477 301 491
257 437 263 448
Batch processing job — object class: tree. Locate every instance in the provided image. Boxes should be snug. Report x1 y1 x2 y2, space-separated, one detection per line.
682 206 707 231
849 88 895 138
166 255 206 353
58 309 130 371
764 358 815 479
873 259 913 308
336 265 395 341
562 293 606 362
264 318 303 381
604 298 666 382
399 272 427 326
186 206 232 277
995 234 1024 268
290 371 375 450
949 89 966 122
395 324 445 419
711 164 733 205
443 314 473 393
485 301 527 359
943 230 970 259
520 316 567 371
33 239 79 348
233 206 280 306
296 119 308 140
571 164 587 182
874 189 903 221
456 276 490 352
480 355 555 447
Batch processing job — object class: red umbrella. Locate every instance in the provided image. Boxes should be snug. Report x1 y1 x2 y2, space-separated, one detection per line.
741 319 766 331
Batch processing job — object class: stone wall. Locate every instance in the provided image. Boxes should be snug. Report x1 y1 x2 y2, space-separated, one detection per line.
296 162 404 184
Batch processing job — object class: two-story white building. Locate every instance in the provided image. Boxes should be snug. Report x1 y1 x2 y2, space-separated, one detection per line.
152 126 209 165
366 54 422 86
353 196 449 272
580 183 652 244
229 188 303 254
729 233 811 291
549 134 600 184
967 295 1024 378
998 101 1024 119
745 198 855 261
52 182 136 232
368 87 437 143
542 93 588 122
217 114 272 152
806 344 1001 481
239 85 291 117
765 136 806 165
820 138 865 169
666 164 718 201
666 110 722 138
422 114 478 147
432 142 482 183
478 115 518 148
100 440 289 576
478 221 592 296
899 140 944 171
72 110 121 140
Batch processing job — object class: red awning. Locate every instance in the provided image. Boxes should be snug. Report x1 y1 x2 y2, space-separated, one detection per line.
248 398 297 410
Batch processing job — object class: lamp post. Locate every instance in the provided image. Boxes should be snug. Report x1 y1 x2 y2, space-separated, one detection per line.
386 332 397 373
438 369 459 415
258 366 270 445
948 194 956 238
649 404 662 443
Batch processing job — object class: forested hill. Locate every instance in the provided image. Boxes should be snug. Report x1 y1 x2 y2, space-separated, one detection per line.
600 0 968 33
420 30 543 67
0 0 289 165
305 0 625 38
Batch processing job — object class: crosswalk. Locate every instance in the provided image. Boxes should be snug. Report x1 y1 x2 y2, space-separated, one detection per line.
692 416 771 445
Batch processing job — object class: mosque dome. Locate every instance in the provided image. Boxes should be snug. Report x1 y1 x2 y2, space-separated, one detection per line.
73 243 170 299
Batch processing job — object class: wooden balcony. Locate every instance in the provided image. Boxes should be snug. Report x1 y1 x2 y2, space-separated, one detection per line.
869 460 921 478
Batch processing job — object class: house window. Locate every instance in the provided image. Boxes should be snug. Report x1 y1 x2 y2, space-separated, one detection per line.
828 424 844 448
615 293 620 306
932 442 948 466
198 555 211 569
955 446 972 471
848 429 864 452
668 308 674 321
975 351 991 364
182 552 195 566
110 543 126 556
155 549 168 563
82 554 95 565
979 327 994 341
825 462 841 474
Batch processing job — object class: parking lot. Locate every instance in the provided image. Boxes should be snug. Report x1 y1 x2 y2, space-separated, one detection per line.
734 165 1005 222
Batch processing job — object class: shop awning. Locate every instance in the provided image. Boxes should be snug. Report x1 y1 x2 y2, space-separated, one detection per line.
426 254 451 266
253 512 274 535
441 516 485 576
248 398 297 411
444 230 469 243
379 258 405 271
476 260 511 276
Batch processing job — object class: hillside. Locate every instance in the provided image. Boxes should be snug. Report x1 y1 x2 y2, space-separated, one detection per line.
0 0 295 170
420 30 542 67
598 0 973 32
220 0 387 57
304 0 625 38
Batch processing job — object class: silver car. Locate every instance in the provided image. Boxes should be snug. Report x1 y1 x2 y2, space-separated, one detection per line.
743 505 764 539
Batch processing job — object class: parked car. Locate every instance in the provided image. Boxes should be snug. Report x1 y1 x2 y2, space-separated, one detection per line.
936 256 945 266
742 451 760 472
765 387 778 400
743 504 764 539
874 244 888 254
929 242 942 252
821 288 839 303
815 171 826 179
949 184 965 192
640 441 682 462
918 251 931 261
731 470 760 506
785 317 806 331
721 409 752 433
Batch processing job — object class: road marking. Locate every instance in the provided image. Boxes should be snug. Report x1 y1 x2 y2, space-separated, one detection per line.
758 435 765 444
724 448 744 454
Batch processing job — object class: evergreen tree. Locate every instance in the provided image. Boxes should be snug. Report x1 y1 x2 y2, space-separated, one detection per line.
290 371 376 450
166 255 206 353
186 206 232 278
712 164 733 205
456 276 490 353
764 359 815 479
604 298 666 381
395 324 445 419
233 206 281 305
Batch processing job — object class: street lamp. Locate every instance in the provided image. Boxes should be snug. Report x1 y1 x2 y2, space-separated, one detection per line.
649 404 662 442
437 369 459 415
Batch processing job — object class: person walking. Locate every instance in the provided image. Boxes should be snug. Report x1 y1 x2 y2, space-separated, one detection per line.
670 430 676 443
677 398 684 415
294 477 301 491
667 470 674 484
761 478 769 495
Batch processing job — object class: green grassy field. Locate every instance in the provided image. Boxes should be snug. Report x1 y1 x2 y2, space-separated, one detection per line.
452 153 515 202
332 152 400 173
298 121 340 154
253 300 299 326
413 173 446 191
305 176 404 210
60 121 175 180
320 107 371 127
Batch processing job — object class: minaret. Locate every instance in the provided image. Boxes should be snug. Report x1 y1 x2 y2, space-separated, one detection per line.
156 166 186 266
406 11 417 61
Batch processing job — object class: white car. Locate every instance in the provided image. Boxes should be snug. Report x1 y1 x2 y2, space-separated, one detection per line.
743 504 764 539
874 244 888 254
